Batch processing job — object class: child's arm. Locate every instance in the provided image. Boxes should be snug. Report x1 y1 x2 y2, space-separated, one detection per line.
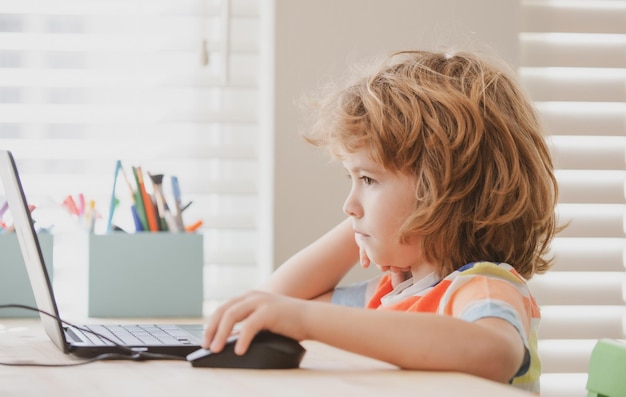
259 217 360 301
203 291 525 384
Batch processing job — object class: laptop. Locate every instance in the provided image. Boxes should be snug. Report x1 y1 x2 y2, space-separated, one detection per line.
0 149 204 359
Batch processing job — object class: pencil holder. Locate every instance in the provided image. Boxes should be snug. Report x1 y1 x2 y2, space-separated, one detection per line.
0 233 54 318
88 233 203 317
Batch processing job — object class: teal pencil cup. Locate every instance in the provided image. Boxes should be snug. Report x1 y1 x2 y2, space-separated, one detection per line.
88 233 203 318
0 233 54 318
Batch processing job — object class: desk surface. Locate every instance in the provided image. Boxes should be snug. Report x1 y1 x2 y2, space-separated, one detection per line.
0 318 533 397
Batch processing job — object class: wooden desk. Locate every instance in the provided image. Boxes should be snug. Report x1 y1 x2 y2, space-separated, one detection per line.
0 318 533 397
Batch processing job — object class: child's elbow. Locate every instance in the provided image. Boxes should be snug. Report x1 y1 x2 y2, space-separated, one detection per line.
476 340 526 384
469 319 528 384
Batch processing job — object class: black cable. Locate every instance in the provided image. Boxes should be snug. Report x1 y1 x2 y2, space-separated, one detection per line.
0 353 138 367
0 304 187 367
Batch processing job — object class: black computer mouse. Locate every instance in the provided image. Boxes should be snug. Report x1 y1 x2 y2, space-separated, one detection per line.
186 330 306 369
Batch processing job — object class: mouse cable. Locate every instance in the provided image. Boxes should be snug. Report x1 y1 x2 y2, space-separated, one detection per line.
0 303 186 367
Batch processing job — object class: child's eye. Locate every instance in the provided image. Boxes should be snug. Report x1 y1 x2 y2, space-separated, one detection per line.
360 176 375 185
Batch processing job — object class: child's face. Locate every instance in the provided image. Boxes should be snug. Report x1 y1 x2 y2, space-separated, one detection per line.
342 149 423 274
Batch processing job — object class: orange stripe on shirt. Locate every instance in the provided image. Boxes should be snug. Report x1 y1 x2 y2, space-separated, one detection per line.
440 275 533 334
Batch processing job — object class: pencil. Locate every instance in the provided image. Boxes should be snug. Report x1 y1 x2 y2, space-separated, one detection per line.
131 166 149 231
136 166 159 232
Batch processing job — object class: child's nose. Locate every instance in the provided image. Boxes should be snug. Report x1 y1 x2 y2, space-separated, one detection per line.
342 191 363 218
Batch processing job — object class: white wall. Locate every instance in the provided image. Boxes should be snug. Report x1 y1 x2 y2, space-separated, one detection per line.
260 0 520 282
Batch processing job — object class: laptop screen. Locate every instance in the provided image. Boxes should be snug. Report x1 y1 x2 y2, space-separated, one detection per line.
0 150 69 353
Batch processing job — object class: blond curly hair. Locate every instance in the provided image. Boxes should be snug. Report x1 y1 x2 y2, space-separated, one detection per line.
304 50 559 279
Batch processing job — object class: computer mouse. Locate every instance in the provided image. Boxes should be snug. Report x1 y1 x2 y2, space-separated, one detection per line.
186 330 306 369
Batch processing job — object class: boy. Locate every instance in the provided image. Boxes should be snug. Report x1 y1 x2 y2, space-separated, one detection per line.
203 50 558 393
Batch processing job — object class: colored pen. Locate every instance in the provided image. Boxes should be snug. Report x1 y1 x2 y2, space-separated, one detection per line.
131 204 143 232
181 201 193 212
163 208 180 232
131 166 149 231
63 195 80 217
78 192 85 216
86 199 97 233
106 160 121 233
148 172 170 232
120 163 136 199
185 219 203 233
136 166 158 232
0 200 8 219
171 176 185 230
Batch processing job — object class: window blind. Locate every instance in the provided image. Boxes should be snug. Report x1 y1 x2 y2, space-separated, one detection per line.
0 0 261 304
520 1 626 396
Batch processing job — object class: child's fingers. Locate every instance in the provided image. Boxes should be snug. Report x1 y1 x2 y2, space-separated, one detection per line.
202 304 226 348
232 309 271 355
202 293 253 350
359 246 371 268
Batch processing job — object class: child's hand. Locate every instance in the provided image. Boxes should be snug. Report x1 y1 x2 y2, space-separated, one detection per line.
202 291 308 355
359 244 410 287
359 245 371 268
376 265 411 287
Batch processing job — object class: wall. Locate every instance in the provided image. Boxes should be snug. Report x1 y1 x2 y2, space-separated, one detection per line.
260 0 520 282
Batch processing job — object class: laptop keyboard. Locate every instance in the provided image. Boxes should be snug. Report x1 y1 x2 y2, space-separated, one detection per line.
68 324 196 346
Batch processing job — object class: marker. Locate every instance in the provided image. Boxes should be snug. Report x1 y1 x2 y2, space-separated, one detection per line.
86 199 97 233
136 166 158 232
63 195 80 217
0 200 8 219
171 176 185 230
148 172 169 232
130 204 143 232
78 192 85 216
131 166 149 231
106 160 121 233
185 219 203 233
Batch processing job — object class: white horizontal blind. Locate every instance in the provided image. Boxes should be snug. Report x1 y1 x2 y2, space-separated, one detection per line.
520 1 626 396
0 0 261 300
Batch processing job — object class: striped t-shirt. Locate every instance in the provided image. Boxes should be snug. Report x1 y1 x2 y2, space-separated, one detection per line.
333 261 540 393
